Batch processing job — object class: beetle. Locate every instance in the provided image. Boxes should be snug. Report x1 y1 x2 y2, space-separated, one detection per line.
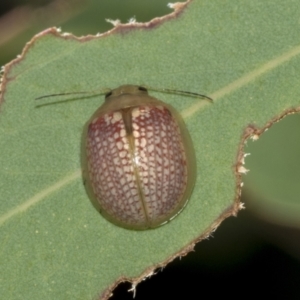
37 84 212 230
82 85 201 230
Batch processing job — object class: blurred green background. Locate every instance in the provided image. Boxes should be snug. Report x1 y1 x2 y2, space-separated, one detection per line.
1 1 300 299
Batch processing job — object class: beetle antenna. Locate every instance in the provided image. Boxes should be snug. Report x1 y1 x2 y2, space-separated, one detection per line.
163 89 213 102
36 91 89 100
143 86 213 102
35 89 110 100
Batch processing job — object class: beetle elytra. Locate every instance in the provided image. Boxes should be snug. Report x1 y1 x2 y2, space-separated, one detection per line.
82 85 200 230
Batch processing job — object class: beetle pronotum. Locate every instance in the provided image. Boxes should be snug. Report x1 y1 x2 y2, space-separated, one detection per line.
37 84 212 230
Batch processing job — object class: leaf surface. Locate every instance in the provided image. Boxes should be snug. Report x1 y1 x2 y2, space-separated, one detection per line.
1 0 300 299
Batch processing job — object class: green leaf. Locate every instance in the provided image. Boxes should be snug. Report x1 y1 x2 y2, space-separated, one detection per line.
1 0 300 299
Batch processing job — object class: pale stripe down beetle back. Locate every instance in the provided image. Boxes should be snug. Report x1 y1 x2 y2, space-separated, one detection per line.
82 85 197 230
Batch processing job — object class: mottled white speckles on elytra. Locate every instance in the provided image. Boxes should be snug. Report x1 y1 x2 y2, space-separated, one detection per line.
112 112 122 123
155 147 162 156
162 141 167 149
104 114 110 123
125 191 131 199
116 166 123 176
116 141 123 150
149 169 155 176
140 138 147 148
154 135 161 144
143 185 150 195
157 166 162 173
123 165 131 173
156 154 163 166
132 108 141 118
148 158 155 166
119 128 126 137
133 130 140 138
127 175 135 185
119 150 127 158
123 141 129 150
136 152 146 165
132 122 139 130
